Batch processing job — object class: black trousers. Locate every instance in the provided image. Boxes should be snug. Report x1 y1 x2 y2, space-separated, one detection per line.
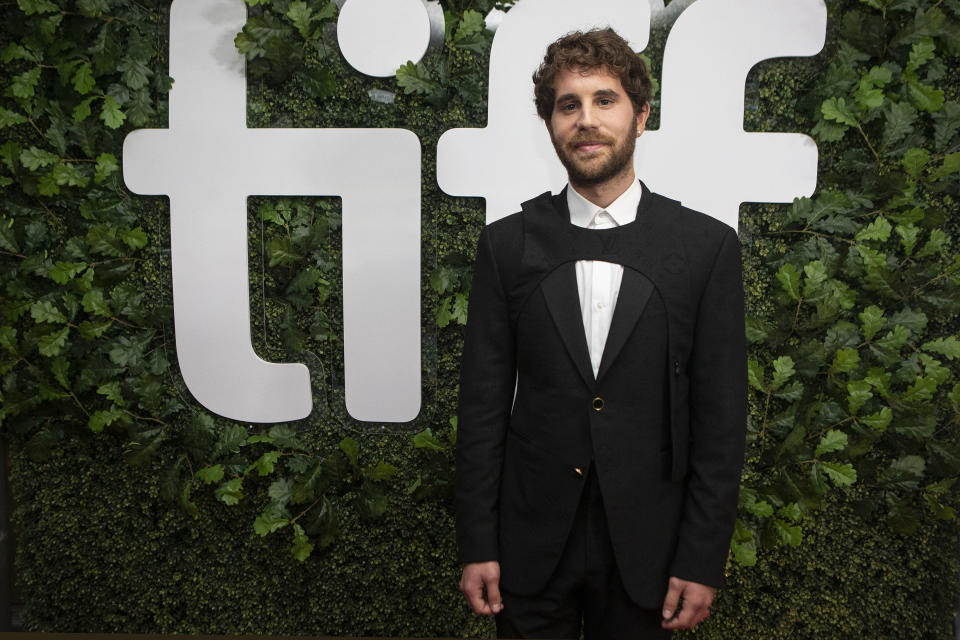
496 468 672 640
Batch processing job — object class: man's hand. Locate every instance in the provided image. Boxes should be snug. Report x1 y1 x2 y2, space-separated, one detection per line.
661 576 715 630
459 561 504 615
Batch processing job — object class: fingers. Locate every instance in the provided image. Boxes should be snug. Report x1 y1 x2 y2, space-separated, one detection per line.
484 573 504 614
661 577 715 631
459 561 503 616
660 576 682 622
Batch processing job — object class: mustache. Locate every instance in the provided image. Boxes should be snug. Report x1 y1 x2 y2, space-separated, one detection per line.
568 134 615 147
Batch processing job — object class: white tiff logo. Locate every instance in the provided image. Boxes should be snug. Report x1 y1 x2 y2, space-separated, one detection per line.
123 0 826 425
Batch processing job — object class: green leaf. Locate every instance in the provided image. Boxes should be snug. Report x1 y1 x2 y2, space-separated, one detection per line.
212 424 249 458
901 148 930 179
97 381 124 406
100 95 126 129
860 406 892 432
776 263 801 300
248 450 282 476
770 356 795 391
267 424 306 451
37 326 69 356
895 223 919 255
17 0 57 14
290 523 314 562
909 80 945 112
268 478 294 505
94 152 119 183
366 461 396 482
0 326 17 354
118 56 152 91
180 483 199 518
286 1 314 38
295 68 335 99
72 62 96 94
197 464 225 484
830 348 860 374
215 477 244 505
52 163 90 189
930 152 960 180
921 336 960 360
2 42 38 63
774 518 803 547
454 10 486 40
889 308 927 334
78 319 112 339
49 261 87 285
413 427 444 451
396 61 441 96
11 67 41 98
732 538 757 566
30 300 66 324
859 305 885 341
51 355 69 388
882 101 917 148
266 237 302 266
820 461 857 487
815 429 848 457
359 485 388 519
88 406 125 432
117 227 147 250
253 503 289 535
20 146 59 171
855 215 892 242
451 293 469 325
747 500 774 518
803 260 828 296
847 379 873 414
949 383 960 413
0 107 28 129
878 455 925 488
822 97 858 127
81 289 111 317
72 97 95 122
906 36 936 72
340 436 360 467
902 375 938 404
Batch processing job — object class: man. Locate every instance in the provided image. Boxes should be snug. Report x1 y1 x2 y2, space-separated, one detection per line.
455 28 746 639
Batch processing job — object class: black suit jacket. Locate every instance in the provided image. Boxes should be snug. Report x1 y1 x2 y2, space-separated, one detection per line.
455 183 747 608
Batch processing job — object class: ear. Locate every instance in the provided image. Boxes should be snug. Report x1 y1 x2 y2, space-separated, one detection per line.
636 103 651 137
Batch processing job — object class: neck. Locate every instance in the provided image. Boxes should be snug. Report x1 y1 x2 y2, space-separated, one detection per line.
569 167 636 209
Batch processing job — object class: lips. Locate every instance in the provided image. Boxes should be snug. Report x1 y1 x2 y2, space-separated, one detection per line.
571 139 609 155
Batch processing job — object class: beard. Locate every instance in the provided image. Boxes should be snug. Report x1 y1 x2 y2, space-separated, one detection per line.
551 129 637 187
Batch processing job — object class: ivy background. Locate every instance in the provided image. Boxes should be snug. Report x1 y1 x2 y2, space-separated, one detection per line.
1 0 959 638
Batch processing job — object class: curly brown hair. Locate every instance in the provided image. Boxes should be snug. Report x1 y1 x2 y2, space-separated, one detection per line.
532 28 652 121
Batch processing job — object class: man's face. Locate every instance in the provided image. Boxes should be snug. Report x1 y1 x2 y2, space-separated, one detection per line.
547 66 648 188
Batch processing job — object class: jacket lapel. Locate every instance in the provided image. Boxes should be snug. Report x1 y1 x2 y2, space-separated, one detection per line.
540 262 596 390
596 267 654 382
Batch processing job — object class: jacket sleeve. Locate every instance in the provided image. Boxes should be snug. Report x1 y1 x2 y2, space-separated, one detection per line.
455 225 517 565
668 225 747 587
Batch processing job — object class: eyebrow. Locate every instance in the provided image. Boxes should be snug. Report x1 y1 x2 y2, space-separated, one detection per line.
555 88 620 104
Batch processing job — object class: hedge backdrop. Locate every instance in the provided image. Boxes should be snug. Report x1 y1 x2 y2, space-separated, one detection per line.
1 0 959 637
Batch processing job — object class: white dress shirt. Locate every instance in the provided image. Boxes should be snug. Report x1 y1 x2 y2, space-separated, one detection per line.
566 181 642 378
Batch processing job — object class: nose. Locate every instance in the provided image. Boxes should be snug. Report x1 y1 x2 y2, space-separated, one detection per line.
577 103 597 129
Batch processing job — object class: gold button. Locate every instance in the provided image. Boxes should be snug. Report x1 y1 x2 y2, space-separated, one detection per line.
574 468 583 476
592 397 604 411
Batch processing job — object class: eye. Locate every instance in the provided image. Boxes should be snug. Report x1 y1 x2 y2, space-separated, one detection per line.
598 98 613 106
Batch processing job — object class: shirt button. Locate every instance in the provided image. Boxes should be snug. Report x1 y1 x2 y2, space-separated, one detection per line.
592 397 604 411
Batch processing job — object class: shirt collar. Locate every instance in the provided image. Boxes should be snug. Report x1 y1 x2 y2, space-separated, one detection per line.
566 179 642 228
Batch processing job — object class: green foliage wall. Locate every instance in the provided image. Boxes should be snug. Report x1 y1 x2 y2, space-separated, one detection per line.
1 0 959 638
